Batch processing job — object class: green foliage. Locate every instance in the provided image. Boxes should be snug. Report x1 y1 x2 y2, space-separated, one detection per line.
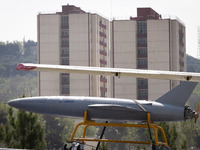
155 121 200 149
99 142 109 150
43 115 75 149
96 126 129 150
57 117 75 142
0 75 37 101
0 41 21 57
0 102 7 125
168 125 177 150
74 124 97 140
0 102 8 146
180 139 188 150
44 115 63 149
0 40 37 78
157 122 177 149
0 40 37 102
187 55 200 73
178 120 200 148
0 124 4 143
23 40 37 56
1 107 46 149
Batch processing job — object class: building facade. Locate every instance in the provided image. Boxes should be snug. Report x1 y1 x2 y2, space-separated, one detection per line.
38 5 111 97
111 8 186 100
38 6 186 101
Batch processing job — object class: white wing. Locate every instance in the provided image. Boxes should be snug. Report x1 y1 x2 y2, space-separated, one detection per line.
16 63 200 82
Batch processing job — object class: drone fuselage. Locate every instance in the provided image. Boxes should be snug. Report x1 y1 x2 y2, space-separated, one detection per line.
8 96 185 122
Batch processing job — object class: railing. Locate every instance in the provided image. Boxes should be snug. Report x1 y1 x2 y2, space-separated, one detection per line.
100 76 107 83
99 22 106 29
100 50 107 56
100 59 107 65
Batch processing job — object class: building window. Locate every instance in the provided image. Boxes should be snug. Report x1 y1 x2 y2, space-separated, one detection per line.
61 74 70 95
61 48 69 57
137 21 147 34
101 91 106 97
61 74 69 85
137 79 148 89
137 79 148 100
99 20 106 29
61 16 69 27
138 47 147 57
137 58 148 69
137 37 147 45
61 85 70 95
138 89 148 100
61 58 69 65
61 39 69 47
61 30 69 38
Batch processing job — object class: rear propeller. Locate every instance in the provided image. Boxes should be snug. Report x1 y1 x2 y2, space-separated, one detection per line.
194 102 200 124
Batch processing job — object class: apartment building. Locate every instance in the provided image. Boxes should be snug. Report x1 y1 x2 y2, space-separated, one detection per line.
38 5 111 97
38 6 186 101
111 8 186 100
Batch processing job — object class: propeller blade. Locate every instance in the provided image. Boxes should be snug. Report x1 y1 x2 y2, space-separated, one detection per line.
196 102 200 113
195 102 200 124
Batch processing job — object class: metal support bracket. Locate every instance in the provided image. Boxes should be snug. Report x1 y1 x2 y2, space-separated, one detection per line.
68 110 169 148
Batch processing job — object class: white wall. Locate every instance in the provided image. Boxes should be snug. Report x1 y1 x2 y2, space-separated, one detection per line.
69 13 90 96
147 19 171 100
38 14 61 96
112 20 137 99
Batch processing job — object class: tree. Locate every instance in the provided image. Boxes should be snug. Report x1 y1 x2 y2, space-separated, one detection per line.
57 116 76 142
99 126 128 150
181 139 188 150
179 120 200 149
0 41 37 78
24 40 37 56
0 102 7 125
99 142 109 150
44 115 64 149
43 115 75 149
168 125 178 150
2 107 46 149
157 122 177 150
0 102 8 146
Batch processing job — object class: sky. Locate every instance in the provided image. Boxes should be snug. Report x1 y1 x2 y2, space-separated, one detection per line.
0 0 200 58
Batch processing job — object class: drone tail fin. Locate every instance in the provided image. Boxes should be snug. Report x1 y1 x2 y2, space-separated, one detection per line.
156 82 198 106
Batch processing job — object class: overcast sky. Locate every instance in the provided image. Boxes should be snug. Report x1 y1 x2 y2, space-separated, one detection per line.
0 0 199 57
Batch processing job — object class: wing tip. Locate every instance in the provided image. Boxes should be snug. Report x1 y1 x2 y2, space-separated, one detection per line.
16 63 37 71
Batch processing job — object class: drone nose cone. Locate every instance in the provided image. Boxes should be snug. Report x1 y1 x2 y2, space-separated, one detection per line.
8 99 23 109
8 98 42 113
8 97 57 114
8 98 35 111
